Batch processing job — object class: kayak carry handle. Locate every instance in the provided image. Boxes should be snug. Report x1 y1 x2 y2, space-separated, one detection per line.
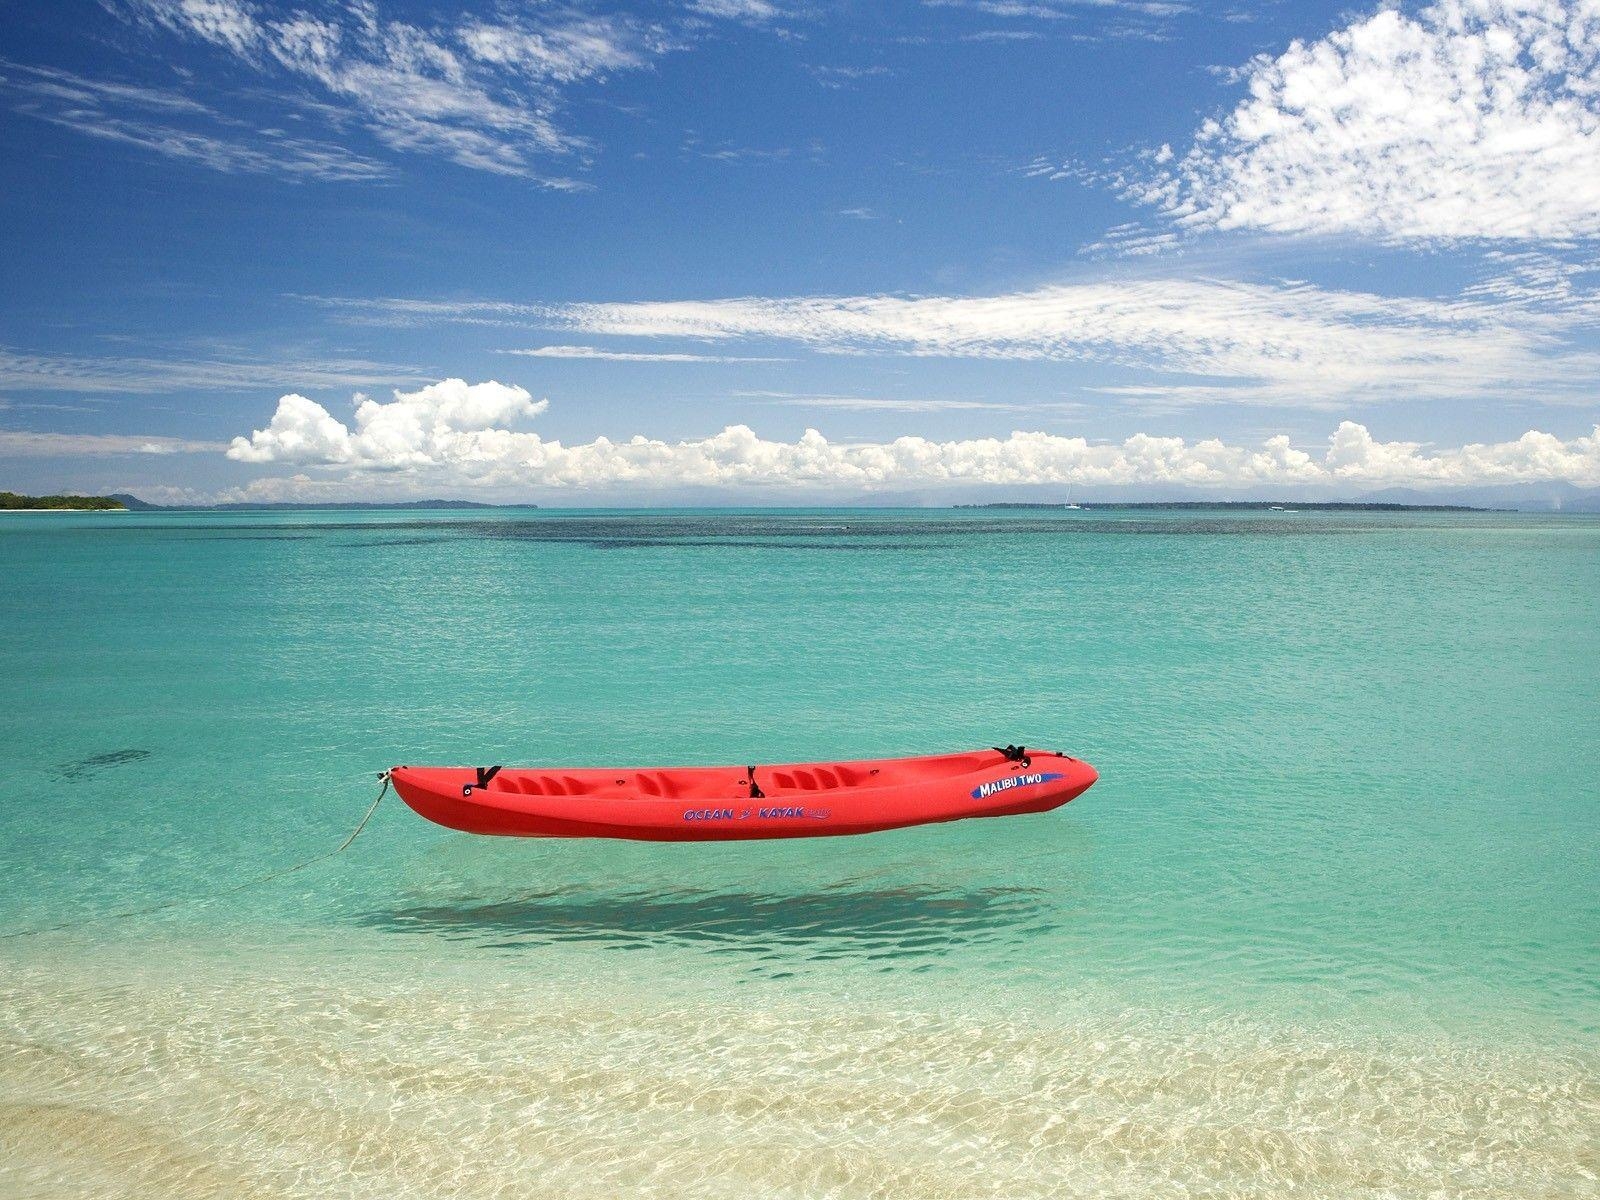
993 744 1032 769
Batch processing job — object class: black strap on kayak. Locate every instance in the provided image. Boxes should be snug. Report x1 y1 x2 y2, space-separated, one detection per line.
463 765 502 796
746 766 764 799
994 744 1032 768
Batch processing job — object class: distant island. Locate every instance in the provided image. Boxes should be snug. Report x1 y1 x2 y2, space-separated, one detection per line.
956 500 1495 512
3 492 523 512
0 491 1557 514
110 495 514 511
1 491 126 511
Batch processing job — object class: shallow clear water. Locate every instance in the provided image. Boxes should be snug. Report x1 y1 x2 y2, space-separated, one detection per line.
1 508 1596 1197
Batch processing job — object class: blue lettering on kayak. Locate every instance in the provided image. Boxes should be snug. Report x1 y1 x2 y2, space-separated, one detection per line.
971 772 1063 800
752 806 832 819
685 806 831 821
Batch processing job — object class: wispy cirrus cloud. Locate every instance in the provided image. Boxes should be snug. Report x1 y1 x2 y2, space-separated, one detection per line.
6 61 208 115
559 285 1598 409
924 0 1192 41
739 391 1084 414
1135 0 1600 244
959 28 1044 42
928 0 1191 19
1 62 389 181
1075 220 1180 259
504 345 790 363
0 346 422 394
1464 250 1600 323
221 379 1600 494
106 0 684 182
294 294 543 329
309 275 1598 409
808 64 892 89
679 130 820 163
0 430 224 457
686 0 790 22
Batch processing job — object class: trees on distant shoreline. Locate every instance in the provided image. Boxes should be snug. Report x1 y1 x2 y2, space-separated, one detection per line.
0 491 124 510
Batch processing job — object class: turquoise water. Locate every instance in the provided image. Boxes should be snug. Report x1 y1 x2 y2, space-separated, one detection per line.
1 508 1596 1197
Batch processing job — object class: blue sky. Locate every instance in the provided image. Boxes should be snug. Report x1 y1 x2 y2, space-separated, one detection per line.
2 0 1598 501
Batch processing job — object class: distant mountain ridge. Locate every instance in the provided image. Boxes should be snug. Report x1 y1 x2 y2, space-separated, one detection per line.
1355 483 1600 512
959 500 1495 512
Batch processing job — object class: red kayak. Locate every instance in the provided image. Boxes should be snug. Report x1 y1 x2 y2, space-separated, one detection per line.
389 746 1096 842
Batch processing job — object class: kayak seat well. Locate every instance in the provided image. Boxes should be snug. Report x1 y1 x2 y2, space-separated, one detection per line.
499 774 593 797
497 771 687 799
635 771 684 799
488 757 964 800
769 765 860 792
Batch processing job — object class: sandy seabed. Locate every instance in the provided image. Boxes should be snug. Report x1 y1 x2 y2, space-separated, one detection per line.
1 942 1594 1200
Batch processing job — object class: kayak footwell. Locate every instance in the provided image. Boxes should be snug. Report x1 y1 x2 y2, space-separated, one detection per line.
389 747 1097 841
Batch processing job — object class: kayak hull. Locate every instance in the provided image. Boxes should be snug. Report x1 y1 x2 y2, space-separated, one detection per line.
389 748 1097 842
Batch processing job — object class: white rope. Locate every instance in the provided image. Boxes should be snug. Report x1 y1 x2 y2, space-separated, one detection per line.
0 772 392 942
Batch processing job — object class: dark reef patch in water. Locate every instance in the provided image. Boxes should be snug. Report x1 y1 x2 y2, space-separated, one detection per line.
335 537 456 548
122 511 1470 550
187 534 316 541
54 748 153 778
423 515 1358 545
567 538 945 551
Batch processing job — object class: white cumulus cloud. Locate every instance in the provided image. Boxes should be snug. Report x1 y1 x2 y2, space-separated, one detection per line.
1145 0 1600 242
222 381 1600 492
227 378 547 466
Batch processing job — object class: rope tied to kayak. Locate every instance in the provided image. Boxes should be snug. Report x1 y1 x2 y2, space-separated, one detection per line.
0 771 392 942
